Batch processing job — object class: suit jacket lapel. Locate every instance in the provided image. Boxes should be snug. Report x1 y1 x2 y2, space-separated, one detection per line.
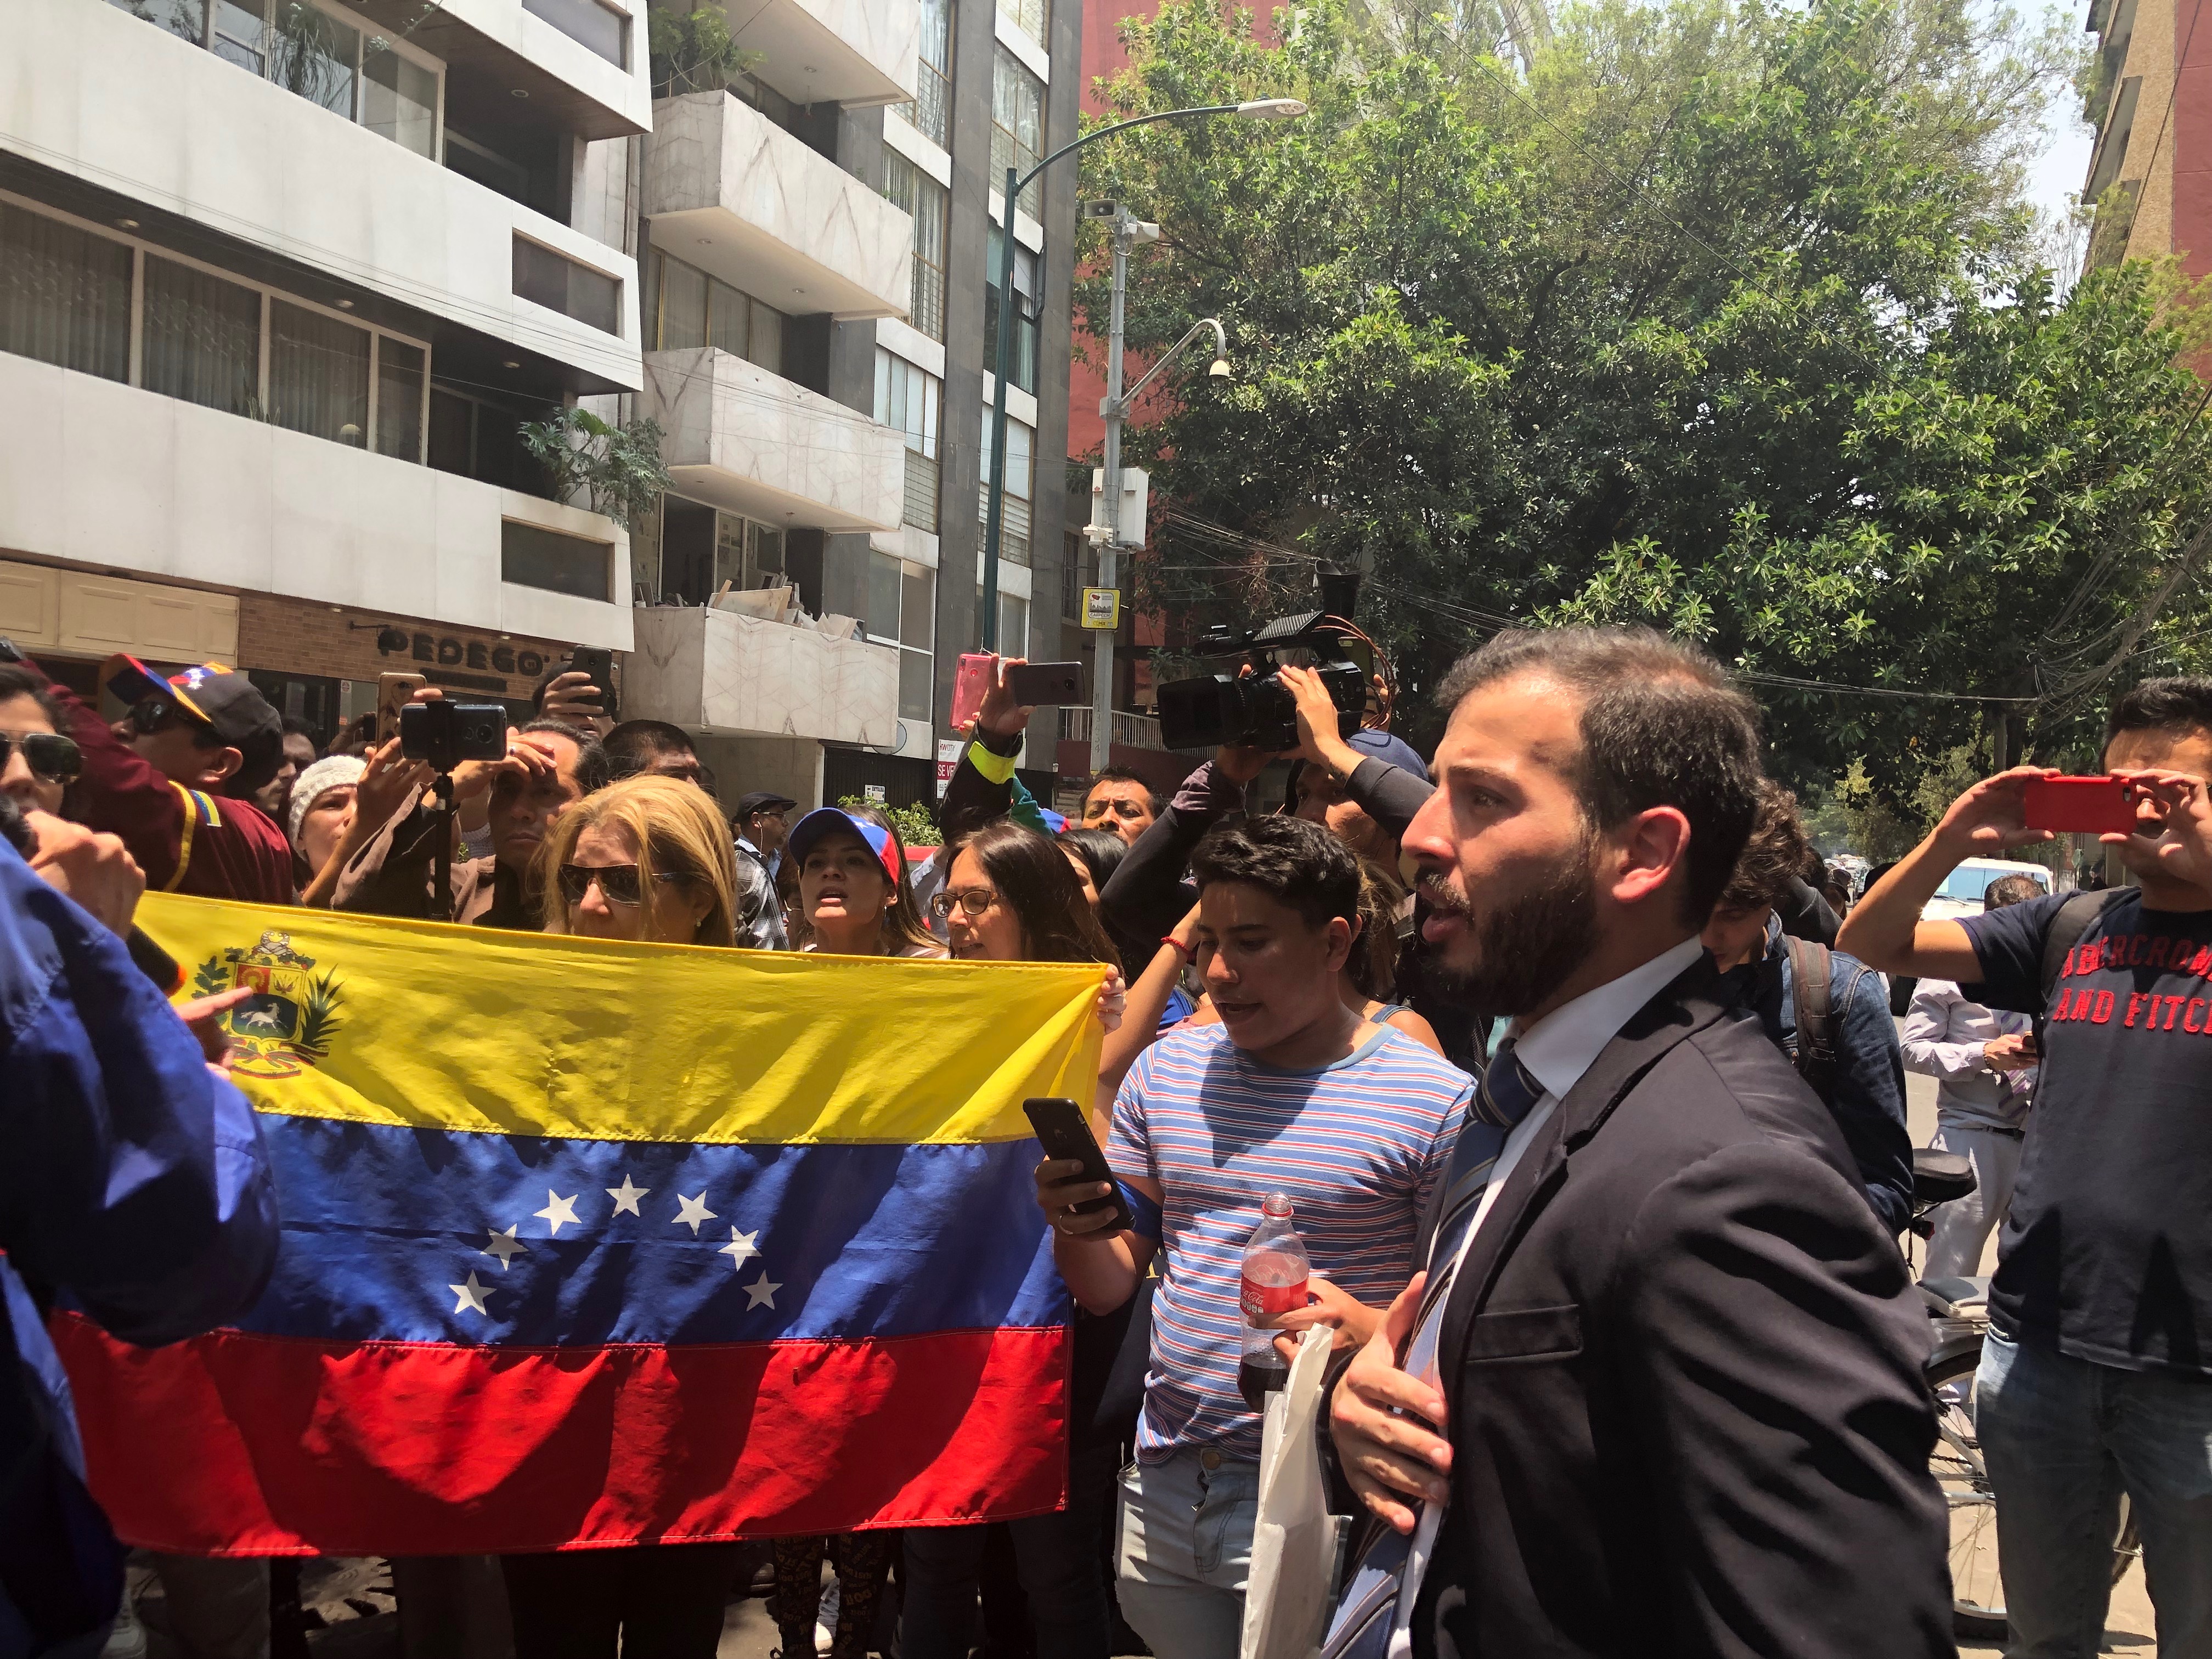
1437 960 1732 1384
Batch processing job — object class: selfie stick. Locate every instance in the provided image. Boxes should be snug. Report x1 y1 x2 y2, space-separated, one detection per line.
428 770 456 925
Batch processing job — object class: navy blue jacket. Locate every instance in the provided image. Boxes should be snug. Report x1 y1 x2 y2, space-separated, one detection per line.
1717 914 1914 1235
0 840 278 1656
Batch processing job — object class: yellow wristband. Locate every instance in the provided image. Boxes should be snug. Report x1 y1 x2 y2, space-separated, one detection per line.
967 741 1018 785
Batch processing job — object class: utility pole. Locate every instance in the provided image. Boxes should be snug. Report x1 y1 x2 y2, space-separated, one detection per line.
1089 206 1152 776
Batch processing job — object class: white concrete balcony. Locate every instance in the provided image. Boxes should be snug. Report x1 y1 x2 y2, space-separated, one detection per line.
643 347 905 533
730 0 921 108
0 352 633 651
627 605 898 745
389 0 651 138
4 0 642 392
645 92 912 322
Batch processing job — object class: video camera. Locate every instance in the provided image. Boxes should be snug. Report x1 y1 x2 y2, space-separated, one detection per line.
1155 613 1368 752
399 699 507 772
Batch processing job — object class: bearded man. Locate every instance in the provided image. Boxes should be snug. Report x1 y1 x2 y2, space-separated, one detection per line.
1321 627 1951 1659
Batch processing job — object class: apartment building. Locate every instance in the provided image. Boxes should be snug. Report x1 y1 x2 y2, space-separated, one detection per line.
620 0 1080 813
0 0 650 730
2079 0 2212 272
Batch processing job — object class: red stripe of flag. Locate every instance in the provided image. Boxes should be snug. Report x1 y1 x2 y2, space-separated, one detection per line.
54 1314 1069 1555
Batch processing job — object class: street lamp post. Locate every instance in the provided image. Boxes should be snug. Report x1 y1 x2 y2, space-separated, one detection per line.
977 97 1305 696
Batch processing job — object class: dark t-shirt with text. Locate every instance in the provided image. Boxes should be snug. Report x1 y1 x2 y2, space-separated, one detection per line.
1963 889 2212 1378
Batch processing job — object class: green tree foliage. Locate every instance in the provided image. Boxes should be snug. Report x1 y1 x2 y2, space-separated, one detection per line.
1082 0 2212 802
519 410 673 530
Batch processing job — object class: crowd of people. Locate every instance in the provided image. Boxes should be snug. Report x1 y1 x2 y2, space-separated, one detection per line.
7 623 2212 1659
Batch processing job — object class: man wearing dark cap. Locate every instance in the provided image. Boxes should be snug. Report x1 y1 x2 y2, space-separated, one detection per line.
733 789 795 951
3 648 292 904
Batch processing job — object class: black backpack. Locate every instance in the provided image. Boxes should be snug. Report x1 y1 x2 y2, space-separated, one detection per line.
1788 889 2120 1098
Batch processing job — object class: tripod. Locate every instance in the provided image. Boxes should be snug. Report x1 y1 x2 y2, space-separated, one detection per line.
428 769 458 924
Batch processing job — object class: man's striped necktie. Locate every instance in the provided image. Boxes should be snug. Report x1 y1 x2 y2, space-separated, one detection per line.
1410 1040 1545 1342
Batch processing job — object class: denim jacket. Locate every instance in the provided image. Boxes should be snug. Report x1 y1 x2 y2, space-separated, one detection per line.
1716 913 1914 1235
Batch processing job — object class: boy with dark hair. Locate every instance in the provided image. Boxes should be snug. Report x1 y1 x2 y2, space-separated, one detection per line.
1038 814 1472 1657
1842 672 2212 1656
1702 780 1912 1232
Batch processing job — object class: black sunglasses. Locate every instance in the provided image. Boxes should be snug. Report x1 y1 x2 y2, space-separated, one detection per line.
557 863 689 906
126 696 216 742
0 731 82 785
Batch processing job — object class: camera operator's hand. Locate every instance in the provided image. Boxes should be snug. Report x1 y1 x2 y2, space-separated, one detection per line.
24 810 143 938
1215 743 1274 785
1931 766 2061 860
450 730 558 804
354 737 435 826
539 670 614 737
1281 663 1365 782
975 656 1036 739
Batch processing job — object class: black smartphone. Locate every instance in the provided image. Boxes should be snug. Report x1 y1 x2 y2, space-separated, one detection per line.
568 646 618 723
1023 1096 1135 1233
1005 661 1084 706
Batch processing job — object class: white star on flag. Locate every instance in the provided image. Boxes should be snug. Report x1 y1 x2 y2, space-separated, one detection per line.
743 1272 781 1310
450 1272 494 1316
673 1192 716 1235
535 1190 581 1236
481 1225 528 1271
606 1173 650 1217
718 1227 759 1269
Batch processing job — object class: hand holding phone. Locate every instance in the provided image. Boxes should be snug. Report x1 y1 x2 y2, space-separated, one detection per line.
2022 776 2138 836
951 653 996 733
1025 1096 1135 1235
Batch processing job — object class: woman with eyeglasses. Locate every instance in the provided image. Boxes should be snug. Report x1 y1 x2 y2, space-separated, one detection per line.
532 774 738 946
0 667 82 817
905 819 1138 1659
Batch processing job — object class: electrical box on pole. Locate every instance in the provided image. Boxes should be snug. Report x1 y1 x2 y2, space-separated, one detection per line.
1089 466 1149 548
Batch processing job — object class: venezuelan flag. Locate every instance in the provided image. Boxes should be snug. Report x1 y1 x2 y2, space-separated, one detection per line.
53 894 1104 1555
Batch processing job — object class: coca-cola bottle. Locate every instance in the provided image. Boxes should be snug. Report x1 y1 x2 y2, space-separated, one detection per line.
1238 1191 1311 1410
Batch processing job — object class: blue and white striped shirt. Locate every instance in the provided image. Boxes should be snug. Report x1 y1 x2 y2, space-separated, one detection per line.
1109 1022 1472 1462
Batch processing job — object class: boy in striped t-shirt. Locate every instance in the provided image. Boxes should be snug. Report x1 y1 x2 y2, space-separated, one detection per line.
1037 817 1473 1659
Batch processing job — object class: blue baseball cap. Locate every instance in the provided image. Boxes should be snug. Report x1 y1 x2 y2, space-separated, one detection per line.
786 808 902 886
1346 726 1428 779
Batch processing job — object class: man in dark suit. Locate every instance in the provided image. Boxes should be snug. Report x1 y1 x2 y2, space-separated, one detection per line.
1324 627 1950 1659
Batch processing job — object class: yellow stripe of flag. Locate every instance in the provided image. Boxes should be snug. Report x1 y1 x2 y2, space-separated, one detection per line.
139 894 1104 1145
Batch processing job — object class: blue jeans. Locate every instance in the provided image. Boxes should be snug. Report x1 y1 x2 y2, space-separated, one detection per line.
1115 1449 1260 1659
1979 1331 2212 1657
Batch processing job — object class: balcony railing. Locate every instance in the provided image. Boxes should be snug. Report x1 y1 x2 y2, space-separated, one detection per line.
1059 708 1165 749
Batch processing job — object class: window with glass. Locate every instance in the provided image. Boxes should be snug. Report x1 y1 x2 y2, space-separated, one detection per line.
998 0 1048 48
991 47 1045 221
503 520 611 601
860 550 936 724
646 495 786 605
522 0 625 67
984 225 1039 393
975 590 1028 659
649 252 784 374
874 348 943 533
106 0 443 159
881 155 949 342
978 410 1034 567
899 0 953 148
2 195 431 460
0 202 133 384
514 236 621 336
428 383 547 489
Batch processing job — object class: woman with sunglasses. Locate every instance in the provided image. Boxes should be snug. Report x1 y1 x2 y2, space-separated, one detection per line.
905 819 1136 1659
0 667 81 817
533 774 737 946
496 776 741 1658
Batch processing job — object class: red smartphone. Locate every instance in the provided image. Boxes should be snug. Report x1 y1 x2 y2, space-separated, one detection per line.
950 652 995 731
2022 775 2137 835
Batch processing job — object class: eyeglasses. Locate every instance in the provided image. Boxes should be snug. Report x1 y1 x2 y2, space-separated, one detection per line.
126 696 215 742
0 730 81 785
929 886 1000 920
556 864 689 906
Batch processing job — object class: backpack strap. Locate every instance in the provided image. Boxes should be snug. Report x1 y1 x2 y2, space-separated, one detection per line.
1786 934 1839 1104
2039 888 2125 1007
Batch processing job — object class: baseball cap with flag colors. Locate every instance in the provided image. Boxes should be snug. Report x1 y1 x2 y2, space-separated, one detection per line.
786 808 904 886
104 655 286 793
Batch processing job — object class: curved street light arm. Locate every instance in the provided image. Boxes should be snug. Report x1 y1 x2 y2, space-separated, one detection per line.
1115 318 1228 414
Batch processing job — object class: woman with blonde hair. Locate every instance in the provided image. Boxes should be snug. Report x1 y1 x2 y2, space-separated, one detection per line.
532 772 738 946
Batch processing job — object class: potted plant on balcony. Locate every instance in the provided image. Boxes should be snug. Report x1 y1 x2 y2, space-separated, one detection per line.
519 410 673 531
